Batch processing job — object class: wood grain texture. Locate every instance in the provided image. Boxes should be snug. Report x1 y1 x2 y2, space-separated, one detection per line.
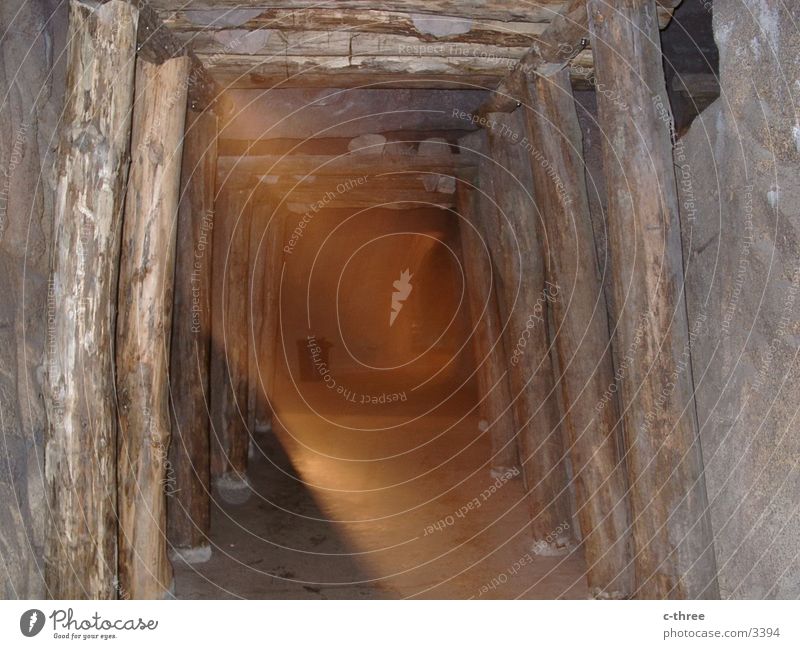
167 107 218 553
522 69 633 597
117 55 190 599
456 181 519 471
44 0 138 600
209 186 252 481
476 123 575 553
151 0 568 22
588 0 718 599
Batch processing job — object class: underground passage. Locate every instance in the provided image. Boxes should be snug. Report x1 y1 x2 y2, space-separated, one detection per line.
1 0 799 608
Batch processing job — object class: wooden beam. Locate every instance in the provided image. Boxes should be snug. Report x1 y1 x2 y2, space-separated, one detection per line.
479 0 589 116
269 187 456 209
247 186 270 434
209 187 252 498
217 152 464 178
44 0 138 600
477 124 575 554
521 69 633 598
587 0 718 599
218 133 470 156
135 0 220 111
150 0 569 23
218 88 487 140
167 106 218 562
455 181 519 473
201 53 522 89
164 7 549 45
259 208 288 412
117 55 190 600
478 0 675 116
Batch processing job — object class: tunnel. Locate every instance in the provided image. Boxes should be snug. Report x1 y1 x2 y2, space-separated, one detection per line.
170 87 591 598
4 0 799 606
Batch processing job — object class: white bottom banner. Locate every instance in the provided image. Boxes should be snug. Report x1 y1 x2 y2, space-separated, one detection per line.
1 600 798 648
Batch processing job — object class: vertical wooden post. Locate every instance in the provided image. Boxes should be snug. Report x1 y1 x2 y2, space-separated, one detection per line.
260 204 288 409
209 185 252 500
44 0 138 599
482 119 575 554
455 182 519 473
521 69 633 598
116 56 190 599
588 0 718 598
248 186 269 434
167 107 218 562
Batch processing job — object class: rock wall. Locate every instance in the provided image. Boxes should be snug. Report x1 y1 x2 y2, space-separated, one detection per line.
678 0 800 598
0 0 65 598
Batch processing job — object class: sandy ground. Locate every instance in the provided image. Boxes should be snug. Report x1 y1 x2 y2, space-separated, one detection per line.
174 374 588 599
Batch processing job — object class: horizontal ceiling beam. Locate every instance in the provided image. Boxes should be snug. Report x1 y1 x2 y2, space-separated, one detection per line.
153 4 670 90
163 8 550 46
150 1 569 23
219 88 489 139
203 51 594 91
219 175 456 209
217 152 465 176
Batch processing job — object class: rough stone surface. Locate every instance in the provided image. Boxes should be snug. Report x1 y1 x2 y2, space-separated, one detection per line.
0 0 65 599
678 0 800 598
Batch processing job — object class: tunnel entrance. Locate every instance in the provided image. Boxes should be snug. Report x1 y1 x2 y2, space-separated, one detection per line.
36 0 752 603
169 87 589 598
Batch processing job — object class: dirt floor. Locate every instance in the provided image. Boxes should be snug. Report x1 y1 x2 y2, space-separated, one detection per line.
173 372 589 599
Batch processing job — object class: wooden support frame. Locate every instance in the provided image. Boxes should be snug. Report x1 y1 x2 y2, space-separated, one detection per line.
479 120 576 554
247 185 273 434
455 181 519 473
521 68 633 598
478 0 590 116
167 106 218 561
477 0 679 117
260 207 289 414
587 0 718 598
134 0 220 112
116 55 190 599
44 0 139 599
209 186 253 499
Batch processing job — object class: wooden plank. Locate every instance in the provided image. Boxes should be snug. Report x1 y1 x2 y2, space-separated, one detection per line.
455 181 519 472
260 207 288 412
479 0 589 115
44 0 138 600
202 53 521 83
247 186 270 433
477 124 575 554
198 51 598 89
117 55 190 599
150 0 569 23
248 187 282 430
217 88 488 140
209 187 253 495
164 7 550 45
217 133 470 156
218 152 464 177
479 0 674 115
267 187 456 209
521 69 633 598
135 0 220 112
167 107 218 559
587 0 718 599
173 28 540 59
214 71 507 89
